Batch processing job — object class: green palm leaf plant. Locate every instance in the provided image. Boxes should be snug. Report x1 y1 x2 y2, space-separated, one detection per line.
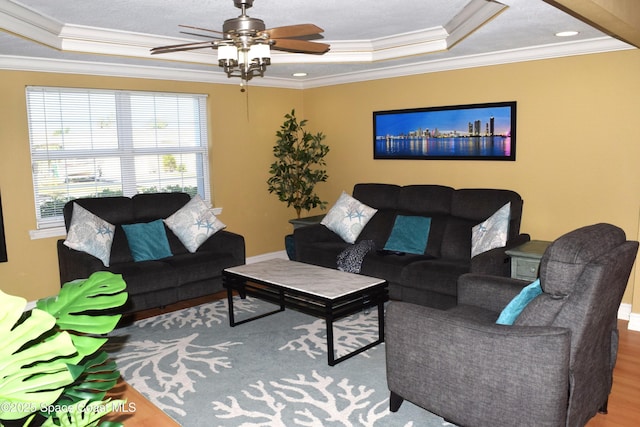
0 271 128 427
267 109 330 218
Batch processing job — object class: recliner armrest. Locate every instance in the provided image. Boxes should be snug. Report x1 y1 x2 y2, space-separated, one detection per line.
57 239 106 285
293 223 341 243
385 301 571 426
470 233 530 276
196 230 246 265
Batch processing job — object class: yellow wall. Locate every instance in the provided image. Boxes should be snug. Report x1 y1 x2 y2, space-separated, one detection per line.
0 70 303 300
1 49 639 316
302 49 640 313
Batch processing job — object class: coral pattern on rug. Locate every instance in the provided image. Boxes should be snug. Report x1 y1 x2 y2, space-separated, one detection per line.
107 297 455 426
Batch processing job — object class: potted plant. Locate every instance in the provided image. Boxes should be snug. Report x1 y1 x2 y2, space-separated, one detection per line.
0 271 128 427
267 109 329 219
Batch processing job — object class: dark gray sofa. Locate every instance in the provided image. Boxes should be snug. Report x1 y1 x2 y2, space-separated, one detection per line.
57 192 245 314
294 183 529 309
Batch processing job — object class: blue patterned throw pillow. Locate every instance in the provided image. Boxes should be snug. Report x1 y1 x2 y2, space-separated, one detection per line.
164 195 226 253
471 202 510 257
63 203 115 267
321 191 378 244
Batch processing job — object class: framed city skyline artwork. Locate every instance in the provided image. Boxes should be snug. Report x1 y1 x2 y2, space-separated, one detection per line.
373 101 516 160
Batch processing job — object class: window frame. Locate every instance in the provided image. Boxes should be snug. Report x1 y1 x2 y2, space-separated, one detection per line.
26 86 211 231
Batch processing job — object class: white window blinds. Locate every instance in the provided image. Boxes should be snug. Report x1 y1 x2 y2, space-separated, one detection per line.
26 87 210 229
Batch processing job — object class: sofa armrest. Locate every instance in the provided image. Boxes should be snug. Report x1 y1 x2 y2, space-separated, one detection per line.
57 239 106 285
385 301 571 426
457 273 530 312
293 223 344 260
196 230 246 265
470 233 530 276
293 223 341 243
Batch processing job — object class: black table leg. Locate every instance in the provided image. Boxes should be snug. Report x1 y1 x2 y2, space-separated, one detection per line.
225 276 238 326
325 303 337 366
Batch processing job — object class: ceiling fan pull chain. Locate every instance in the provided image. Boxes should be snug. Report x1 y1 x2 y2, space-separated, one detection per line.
245 81 250 121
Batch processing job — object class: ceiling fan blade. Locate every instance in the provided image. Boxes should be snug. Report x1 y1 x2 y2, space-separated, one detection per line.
150 41 216 55
179 30 223 40
271 38 330 54
264 24 324 39
179 24 225 36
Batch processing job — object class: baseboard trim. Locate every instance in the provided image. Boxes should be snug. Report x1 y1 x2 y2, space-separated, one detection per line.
617 303 640 331
618 303 632 321
246 251 289 264
628 312 640 332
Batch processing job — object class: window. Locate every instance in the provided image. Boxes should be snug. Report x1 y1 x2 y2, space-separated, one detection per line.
26 87 210 229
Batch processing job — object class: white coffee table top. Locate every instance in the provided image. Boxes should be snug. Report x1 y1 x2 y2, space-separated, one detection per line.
224 258 386 300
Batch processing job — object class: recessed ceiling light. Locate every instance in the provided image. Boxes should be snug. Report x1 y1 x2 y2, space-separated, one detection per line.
292 72 308 77
555 31 579 37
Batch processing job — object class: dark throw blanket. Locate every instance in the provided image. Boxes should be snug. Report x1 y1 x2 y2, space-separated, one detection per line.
337 240 376 273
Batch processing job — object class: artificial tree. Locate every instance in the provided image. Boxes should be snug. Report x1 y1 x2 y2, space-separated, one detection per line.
0 271 128 427
267 110 329 218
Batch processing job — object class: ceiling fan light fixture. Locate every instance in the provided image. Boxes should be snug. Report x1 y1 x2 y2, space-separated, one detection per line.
217 41 270 83
249 43 270 61
218 44 238 63
151 0 329 90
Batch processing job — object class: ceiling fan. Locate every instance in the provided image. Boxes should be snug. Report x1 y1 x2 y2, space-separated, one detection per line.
150 0 330 84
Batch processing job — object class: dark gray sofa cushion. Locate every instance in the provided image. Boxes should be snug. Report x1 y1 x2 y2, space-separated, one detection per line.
400 259 470 297
62 196 133 229
356 210 397 247
107 260 179 293
164 251 237 284
132 192 191 222
360 252 432 286
451 188 524 241
353 183 401 209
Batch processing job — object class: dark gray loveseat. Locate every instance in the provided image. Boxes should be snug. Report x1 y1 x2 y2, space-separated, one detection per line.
294 183 529 309
57 192 245 314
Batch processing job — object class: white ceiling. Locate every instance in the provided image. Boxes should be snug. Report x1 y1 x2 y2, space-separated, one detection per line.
0 0 634 88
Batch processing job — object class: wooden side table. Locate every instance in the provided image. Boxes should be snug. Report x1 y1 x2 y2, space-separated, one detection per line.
506 240 552 281
288 214 325 230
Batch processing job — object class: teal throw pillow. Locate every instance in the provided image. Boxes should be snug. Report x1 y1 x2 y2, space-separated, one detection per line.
384 215 431 255
496 279 542 325
122 219 173 262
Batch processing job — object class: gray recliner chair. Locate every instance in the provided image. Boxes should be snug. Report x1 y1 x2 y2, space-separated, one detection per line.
385 223 638 427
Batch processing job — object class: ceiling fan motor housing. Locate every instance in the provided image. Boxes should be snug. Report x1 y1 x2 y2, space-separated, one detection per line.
223 16 266 37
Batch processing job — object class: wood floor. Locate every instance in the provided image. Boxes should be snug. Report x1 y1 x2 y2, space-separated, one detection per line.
112 294 640 426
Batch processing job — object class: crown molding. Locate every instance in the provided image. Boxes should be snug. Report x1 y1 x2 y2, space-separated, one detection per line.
445 0 508 48
0 0 633 89
0 0 506 66
0 0 62 46
298 36 633 88
0 36 631 90
0 54 303 89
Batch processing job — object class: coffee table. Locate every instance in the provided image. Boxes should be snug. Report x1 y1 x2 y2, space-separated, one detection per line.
223 258 388 366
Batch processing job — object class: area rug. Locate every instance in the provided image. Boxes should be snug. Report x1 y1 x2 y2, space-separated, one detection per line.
106 296 455 427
